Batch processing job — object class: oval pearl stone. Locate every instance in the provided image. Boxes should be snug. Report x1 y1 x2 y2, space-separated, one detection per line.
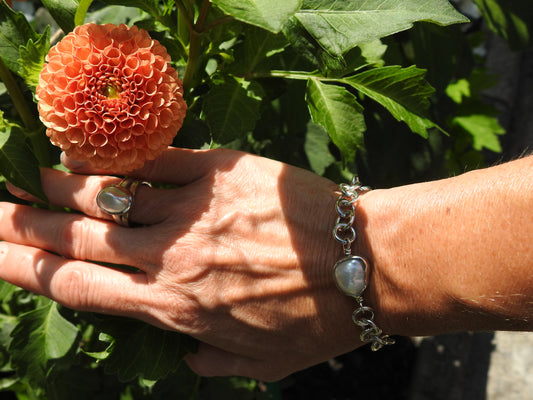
333 256 368 298
96 186 132 215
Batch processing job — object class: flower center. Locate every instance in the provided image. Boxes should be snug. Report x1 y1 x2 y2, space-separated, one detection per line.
100 83 121 99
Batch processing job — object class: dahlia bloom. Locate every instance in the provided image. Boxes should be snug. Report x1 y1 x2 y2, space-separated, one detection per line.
36 23 187 171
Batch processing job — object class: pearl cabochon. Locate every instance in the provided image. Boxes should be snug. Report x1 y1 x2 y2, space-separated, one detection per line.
333 255 368 298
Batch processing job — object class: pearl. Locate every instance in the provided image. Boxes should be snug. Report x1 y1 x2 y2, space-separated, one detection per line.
96 186 132 215
333 256 368 298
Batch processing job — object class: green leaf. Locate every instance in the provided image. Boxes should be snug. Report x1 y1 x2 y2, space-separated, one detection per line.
211 0 302 32
306 79 366 163
74 0 94 26
85 4 143 26
304 122 335 175
0 125 47 202
343 65 439 137
474 0 533 50
452 114 504 152
203 78 262 144
18 26 50 92
96 318 195 382
100 0 161 18
327 40 388 78
0 1 40 75
230 25 289 75
293 0 469 57
41 0 79 33
0 312 17 350
282 16 345 71
9 302 79 386
446 78 471 104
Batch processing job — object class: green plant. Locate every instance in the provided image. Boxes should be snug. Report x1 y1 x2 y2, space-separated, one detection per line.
0 0 530 398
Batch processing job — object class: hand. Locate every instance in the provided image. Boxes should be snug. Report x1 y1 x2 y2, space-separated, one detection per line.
0 147 366 381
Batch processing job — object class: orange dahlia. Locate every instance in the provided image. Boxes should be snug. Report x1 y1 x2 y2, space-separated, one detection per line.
36 23 187 171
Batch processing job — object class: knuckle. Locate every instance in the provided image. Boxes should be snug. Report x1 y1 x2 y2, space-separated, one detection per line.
52 265 94 310
57 217 92 260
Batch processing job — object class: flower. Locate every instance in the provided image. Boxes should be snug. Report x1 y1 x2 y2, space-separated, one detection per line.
36 23 187 171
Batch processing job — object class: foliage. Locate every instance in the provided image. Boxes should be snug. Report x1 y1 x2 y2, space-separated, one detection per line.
0 0 531 398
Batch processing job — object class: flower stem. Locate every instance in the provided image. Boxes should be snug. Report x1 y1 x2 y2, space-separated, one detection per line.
182 0 212 95
176 0 193 41
0 57 50 167
0 58 38 131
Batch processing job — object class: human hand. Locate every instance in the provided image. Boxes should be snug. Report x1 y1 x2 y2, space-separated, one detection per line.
0 147 369 381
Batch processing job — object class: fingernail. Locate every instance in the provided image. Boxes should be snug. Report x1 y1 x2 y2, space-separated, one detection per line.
6 182 31 200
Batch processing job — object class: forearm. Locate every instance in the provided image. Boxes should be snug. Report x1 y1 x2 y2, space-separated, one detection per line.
358 156 533 336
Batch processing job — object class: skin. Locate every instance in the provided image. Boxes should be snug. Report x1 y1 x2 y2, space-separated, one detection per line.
0 148 532 381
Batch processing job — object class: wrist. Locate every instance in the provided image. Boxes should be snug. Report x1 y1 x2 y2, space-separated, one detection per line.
355 160 533 336
355 184 456 336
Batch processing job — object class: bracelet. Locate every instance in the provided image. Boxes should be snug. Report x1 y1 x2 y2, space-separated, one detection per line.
332 177 394 351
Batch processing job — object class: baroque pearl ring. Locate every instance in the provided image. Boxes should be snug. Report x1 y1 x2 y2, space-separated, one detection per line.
96 178 151 226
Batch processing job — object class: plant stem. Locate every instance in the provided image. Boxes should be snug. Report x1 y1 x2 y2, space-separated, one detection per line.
176 0 194 38
0 57 50 167
249 70 327 81
182 0 212 95
0 58 38 132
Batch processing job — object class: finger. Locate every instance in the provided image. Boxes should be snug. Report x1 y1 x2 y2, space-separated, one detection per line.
10 168 172 226
0 242 150 317
63 146 247 186
185 343 287 382
0 202 150 267
6 181 42 203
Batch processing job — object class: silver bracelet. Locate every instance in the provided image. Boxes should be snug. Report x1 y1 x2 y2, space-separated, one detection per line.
332 177 394 351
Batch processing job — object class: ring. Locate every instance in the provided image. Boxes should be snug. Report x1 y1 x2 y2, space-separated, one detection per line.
96 178 151 226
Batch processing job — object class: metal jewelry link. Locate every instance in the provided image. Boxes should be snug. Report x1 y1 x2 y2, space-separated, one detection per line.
333 178 370 255
333 177 394 351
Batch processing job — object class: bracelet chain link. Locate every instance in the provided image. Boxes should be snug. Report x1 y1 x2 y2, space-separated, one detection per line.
333 177 395 351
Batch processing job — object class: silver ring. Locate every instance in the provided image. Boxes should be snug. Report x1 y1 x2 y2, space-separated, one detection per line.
96 178 151 226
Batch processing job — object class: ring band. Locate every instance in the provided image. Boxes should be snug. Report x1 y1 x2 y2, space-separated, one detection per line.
96 178 151 226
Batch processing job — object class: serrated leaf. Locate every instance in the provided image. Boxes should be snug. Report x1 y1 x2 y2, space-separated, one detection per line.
41 0 79 33
343 65 439 137
96 318 195 382
446 78 470 104
293 0 469 57
453 114 505 152
306 79 366 163
211 0 301 32
203 78 261 144
282 16 345 71
304 122 335 175
9 302 79 386
0 1 40 75
0 125 47 202
18 26 50 91
474 0 533 50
